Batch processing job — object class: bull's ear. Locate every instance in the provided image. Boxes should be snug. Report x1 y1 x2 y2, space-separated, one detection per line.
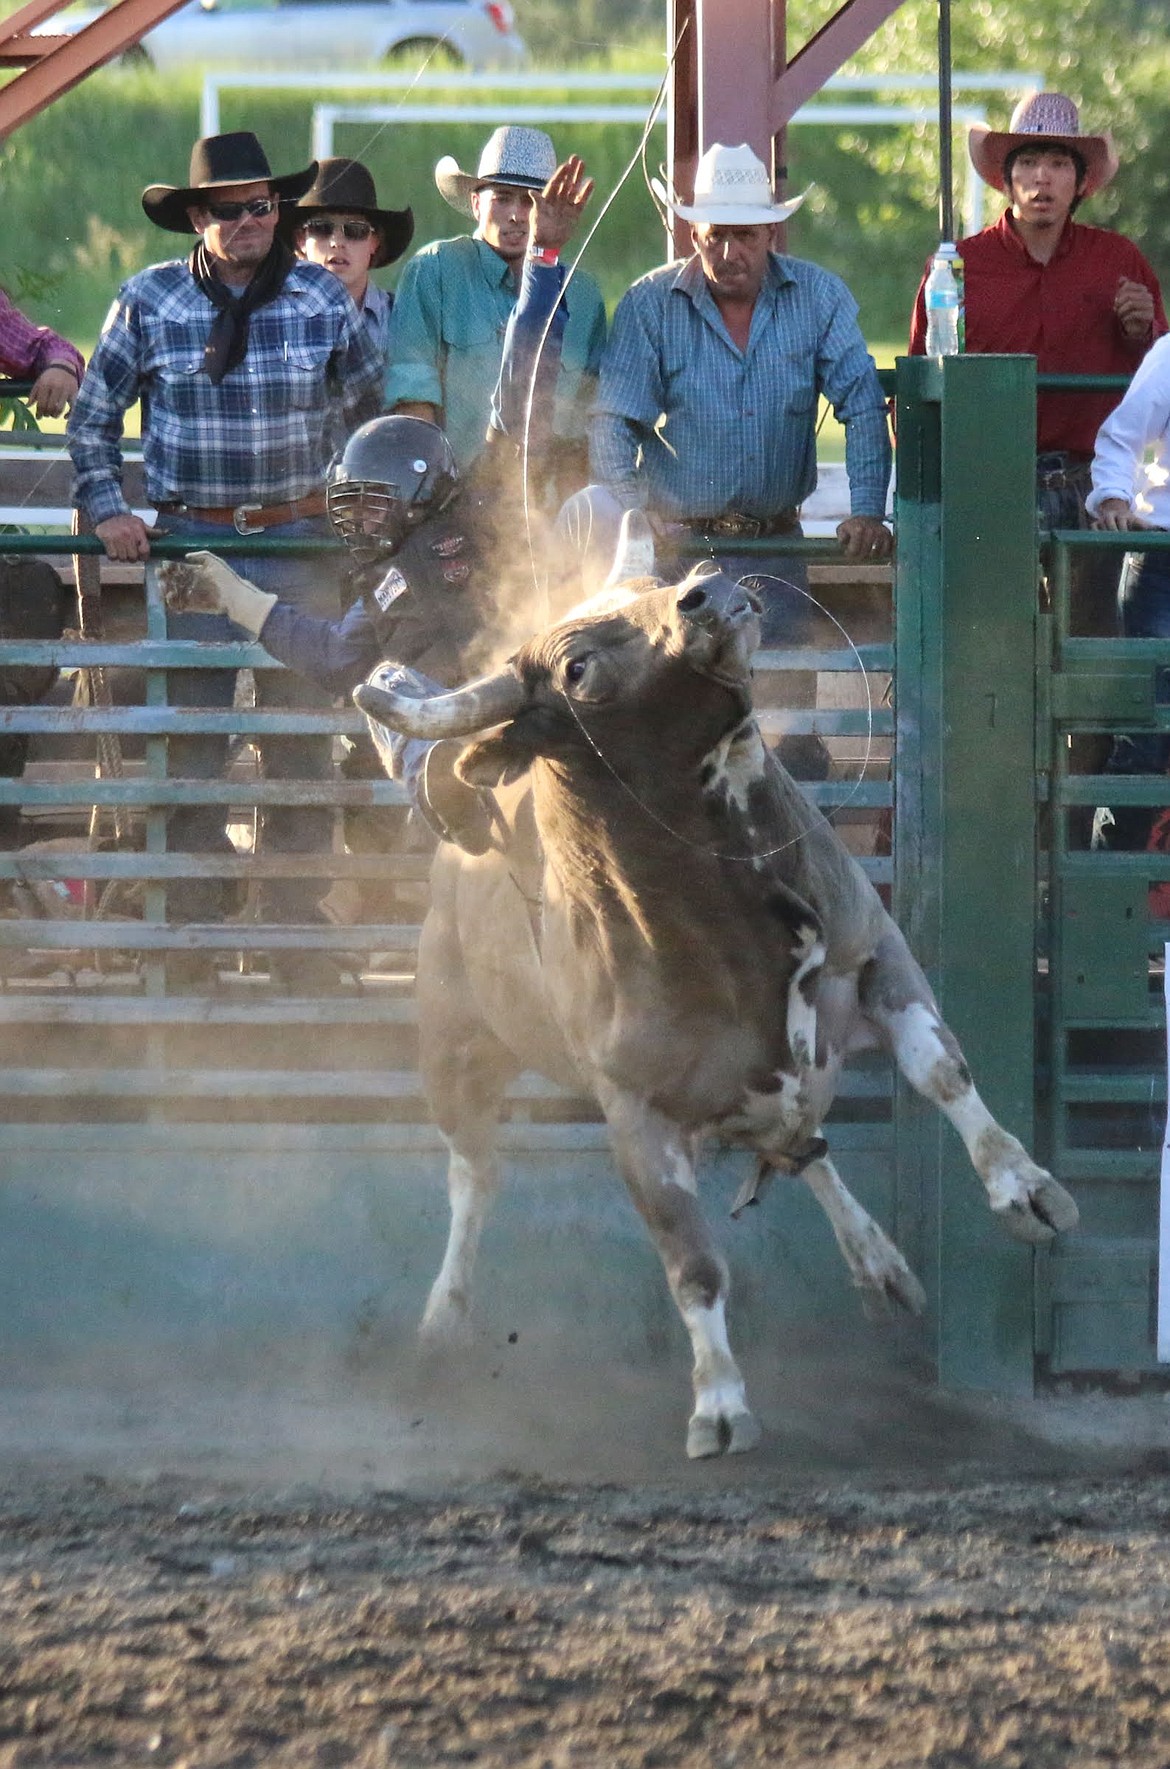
456 728 535 788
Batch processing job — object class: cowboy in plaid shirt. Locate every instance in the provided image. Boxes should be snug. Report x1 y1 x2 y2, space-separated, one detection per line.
66 133 383 982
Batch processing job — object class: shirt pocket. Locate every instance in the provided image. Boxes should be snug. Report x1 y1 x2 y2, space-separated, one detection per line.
142 336 207 424
443 303 504 352
279 340 335 410
776 349 817 417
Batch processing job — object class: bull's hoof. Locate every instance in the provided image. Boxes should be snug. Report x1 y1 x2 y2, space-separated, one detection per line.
857 1255 927 1321
686 1408 761 1460
990 1163 1080 1246
418 1300 474 1352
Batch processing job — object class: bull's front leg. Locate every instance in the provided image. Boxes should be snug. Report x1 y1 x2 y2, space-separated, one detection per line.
597 1084 760 1460
862 931 1079 1245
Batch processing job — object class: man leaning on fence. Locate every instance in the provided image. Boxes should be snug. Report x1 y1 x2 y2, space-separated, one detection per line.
66 131 383 989
572 143 892 646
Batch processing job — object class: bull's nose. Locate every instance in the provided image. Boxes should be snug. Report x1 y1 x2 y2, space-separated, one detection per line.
676 579 758 624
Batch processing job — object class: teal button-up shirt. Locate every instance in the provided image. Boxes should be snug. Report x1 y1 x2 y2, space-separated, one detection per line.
385 233 607 470
591 252 890 521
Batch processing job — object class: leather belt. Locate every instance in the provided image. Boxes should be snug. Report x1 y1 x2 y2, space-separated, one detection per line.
156 491 327 535
666 509 799 540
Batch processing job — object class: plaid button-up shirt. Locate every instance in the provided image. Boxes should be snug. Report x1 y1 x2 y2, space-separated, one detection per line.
0 290 84 383
67 257 384 525
590 253 890 521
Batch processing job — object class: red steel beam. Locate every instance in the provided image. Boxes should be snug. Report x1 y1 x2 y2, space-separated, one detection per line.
773 0 907 123
668 0 909 263
0 0 84 48
0 38 73 66
0 0 191 134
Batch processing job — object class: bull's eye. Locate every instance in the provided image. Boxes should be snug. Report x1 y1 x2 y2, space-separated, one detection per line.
565 657 589 685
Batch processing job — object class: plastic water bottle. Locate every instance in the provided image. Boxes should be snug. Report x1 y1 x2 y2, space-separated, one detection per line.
925 245 963 356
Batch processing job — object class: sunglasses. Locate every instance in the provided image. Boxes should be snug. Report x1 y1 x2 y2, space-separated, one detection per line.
203 196 277 222
303 218 377 242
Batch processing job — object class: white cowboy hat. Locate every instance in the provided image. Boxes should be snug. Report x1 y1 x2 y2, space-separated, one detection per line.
655 143 809 226
434 125 557 216
968 92 1119 198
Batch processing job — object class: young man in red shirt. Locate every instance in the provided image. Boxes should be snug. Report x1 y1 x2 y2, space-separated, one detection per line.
909 92 1166 577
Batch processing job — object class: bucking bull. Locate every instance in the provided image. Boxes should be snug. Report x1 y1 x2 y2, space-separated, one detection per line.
351 520 1080 1460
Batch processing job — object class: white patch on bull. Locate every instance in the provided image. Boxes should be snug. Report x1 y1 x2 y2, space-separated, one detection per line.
881 1002 1079 1243
662 1147 698 1195
787 923 825 1069
881 1000 970 1105
722 1070 806 1142
702 720 768 814
419 1146 500 1339
680 1300 759 1457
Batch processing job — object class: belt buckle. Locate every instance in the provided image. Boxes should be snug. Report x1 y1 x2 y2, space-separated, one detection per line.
718 514 760 539
233 503 263 536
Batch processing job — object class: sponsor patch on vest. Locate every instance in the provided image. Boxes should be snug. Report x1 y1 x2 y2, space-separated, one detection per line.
432 533 466 558
372 567 409 613
441 562 471 585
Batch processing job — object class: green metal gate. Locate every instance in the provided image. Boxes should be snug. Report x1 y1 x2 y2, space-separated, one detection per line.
896 354 1169 1389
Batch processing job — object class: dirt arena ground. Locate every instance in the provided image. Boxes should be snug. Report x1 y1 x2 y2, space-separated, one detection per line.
2 1343 1170 1768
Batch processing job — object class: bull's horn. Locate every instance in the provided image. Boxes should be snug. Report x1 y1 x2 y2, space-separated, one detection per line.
353 666 524 739
603 508 656 588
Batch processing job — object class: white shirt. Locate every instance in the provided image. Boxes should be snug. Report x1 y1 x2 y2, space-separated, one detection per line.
1088 333 1170 529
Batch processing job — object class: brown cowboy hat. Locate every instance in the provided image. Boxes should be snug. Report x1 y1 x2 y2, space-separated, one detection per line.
968 91 1119 198
142 131 317 234
278 158 415 269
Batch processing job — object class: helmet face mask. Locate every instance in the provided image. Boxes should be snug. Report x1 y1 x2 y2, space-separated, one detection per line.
327 416 458 566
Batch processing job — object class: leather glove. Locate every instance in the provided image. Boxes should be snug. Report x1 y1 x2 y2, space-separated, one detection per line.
157 550 278 636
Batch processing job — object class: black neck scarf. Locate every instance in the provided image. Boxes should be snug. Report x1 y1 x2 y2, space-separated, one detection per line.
190 238 295 385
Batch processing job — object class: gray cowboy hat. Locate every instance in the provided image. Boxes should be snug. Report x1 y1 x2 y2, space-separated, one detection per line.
968 92 1119 198
434 125 556 216
279 157 414 268
142 131 318 234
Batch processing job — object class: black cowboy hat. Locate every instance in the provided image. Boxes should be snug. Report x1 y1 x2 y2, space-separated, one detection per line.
278 157 414 269
142 131 318 234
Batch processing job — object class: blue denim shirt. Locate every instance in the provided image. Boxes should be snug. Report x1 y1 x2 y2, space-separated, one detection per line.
590 252 890 521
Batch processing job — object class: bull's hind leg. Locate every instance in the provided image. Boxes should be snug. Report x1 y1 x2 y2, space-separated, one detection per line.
416 903 520 1345
861 929 1079 1244
598 1087 760 1460
801 1156 926 1317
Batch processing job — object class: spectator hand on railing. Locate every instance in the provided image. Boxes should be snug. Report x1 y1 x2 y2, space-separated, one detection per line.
1091 498 1153 533
158 551 278 636
27 364 80 420
836 516 893 562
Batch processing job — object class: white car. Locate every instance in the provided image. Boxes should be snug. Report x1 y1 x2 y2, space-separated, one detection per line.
43 0 526 71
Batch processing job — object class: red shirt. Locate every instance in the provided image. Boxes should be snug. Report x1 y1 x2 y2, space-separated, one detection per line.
908 210 1167 455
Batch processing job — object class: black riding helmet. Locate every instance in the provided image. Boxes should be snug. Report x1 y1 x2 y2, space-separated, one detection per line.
326 415 459 566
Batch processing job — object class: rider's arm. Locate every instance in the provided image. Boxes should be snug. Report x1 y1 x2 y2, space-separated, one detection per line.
258 593 384 698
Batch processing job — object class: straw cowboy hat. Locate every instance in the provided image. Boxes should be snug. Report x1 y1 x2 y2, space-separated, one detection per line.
434 125 557 216
968 92 1119 198
143 131 317 233
655 142 808 225
279 157 414 268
